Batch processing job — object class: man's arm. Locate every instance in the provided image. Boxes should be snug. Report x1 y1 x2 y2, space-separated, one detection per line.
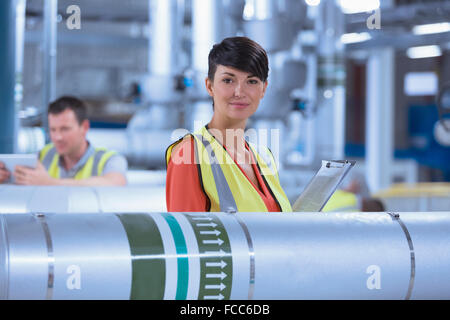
52 172 127 186
14 154 128 186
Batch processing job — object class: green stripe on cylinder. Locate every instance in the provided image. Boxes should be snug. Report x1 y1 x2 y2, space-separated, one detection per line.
162 213 189 300
117 214 166 300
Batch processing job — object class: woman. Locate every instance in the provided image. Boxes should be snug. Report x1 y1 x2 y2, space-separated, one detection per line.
166 36 292 212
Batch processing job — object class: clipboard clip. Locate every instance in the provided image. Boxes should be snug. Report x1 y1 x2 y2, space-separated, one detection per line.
325 160 356 169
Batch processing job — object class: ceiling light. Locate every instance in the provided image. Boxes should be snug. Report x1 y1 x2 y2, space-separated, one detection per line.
340 32 371 44
338 0 380 14
412 22 450 35
305 0 321 6
406 45 442 59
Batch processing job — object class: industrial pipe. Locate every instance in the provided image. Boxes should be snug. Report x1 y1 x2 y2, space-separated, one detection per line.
42 0 58 130
0 186 166 213
1 211 449 299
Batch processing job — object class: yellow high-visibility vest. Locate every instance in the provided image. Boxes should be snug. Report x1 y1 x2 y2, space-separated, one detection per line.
166 126 292 212
39 143 116 179
322 189 359 212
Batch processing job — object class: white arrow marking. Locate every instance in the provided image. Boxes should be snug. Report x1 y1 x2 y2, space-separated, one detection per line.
205 283 226 291
204 249 227 257
196 222 218 228
204 293 224 300
202 238 224 246
200 229 221 236
206 272 227 280
192 217 213 221
205 260 227 269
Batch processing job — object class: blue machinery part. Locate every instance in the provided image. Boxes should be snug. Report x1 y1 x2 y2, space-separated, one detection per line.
0 0 16 153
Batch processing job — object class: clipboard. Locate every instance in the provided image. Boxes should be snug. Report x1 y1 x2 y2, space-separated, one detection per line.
292 160 356 212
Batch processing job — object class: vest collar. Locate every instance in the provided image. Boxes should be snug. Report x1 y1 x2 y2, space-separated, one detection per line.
58 140 95 171
202 124 250 153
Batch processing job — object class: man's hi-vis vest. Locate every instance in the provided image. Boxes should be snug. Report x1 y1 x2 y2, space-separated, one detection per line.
166 126 292 212
322 190 359 212
39 143 116 179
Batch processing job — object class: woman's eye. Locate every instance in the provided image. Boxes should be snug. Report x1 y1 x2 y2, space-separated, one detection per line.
222 78 232 84
248 79 259 85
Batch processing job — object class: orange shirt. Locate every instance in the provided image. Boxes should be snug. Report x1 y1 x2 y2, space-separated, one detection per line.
166 137 281 212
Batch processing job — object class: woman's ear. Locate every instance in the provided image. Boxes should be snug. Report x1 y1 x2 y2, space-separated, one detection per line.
205 77 214 97
261 80 268 98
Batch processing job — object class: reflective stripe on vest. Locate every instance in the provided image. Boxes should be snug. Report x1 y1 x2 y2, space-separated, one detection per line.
166 126 292 212
193 133 237 212
39 144 116 179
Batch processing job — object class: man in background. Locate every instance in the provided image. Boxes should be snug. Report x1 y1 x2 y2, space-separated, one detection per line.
322 172 385 212
0 96 127 186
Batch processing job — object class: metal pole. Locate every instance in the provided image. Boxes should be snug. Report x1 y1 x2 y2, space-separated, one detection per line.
0 0 16 153
365 0 394 194
42 0 58 132
189 0 226 130
148 0 180 76
15 0 27 153
365 48 395 193
316 0 346 161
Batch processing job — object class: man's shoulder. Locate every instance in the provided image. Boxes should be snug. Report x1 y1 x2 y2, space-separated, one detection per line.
96 148 128 175
93 147 126 163
39 143 57 161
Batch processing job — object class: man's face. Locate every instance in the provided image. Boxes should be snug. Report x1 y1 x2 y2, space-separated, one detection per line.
48 109 89 157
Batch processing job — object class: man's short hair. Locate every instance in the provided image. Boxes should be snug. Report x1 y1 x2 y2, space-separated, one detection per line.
48 96 87 125
208 36 269 82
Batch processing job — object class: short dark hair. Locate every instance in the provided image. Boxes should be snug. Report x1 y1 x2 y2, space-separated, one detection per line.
208 36 269 82
48 96 87 125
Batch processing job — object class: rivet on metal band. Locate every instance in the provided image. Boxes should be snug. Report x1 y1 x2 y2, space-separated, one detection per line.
387 212 415 300
234 215 255 300
35 213 55 300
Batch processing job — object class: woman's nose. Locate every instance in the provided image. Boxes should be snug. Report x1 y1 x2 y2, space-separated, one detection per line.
234 82 243 97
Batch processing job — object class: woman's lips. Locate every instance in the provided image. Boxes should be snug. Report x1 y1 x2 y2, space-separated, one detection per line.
230 102 250 109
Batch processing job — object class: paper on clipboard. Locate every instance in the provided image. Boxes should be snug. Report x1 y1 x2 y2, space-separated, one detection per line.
292 160 356 212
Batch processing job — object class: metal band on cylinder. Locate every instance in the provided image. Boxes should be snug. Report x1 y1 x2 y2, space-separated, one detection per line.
35 213 55 300
387 212 415 300
234 214 255 300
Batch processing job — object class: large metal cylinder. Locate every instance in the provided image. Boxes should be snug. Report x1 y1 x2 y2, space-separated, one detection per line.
0 211 449 299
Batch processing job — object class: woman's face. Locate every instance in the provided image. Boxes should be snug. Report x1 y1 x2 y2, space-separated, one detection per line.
205 65 268 122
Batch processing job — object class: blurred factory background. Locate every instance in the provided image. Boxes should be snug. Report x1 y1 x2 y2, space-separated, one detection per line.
1 0 449 212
